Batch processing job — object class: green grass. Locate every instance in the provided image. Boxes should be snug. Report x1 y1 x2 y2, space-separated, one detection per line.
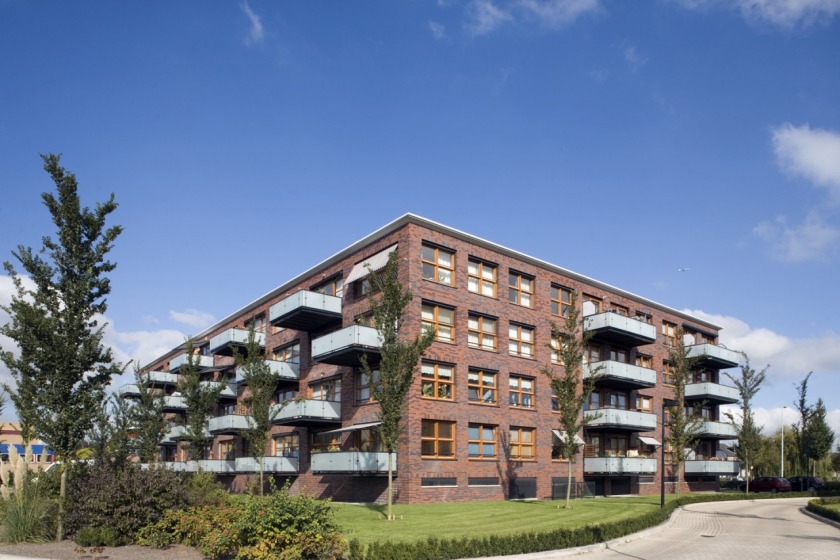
333 496 675 546
822 502 840 514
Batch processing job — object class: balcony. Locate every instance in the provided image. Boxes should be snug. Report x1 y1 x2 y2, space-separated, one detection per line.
189 460 236 473
312 325 381 367
685 460 740 475
209 328 265 357
583 312 657 346
162 395 187 411
170 353 214 373
685 344 740 369
685 382 739 404
584 361 656 389
143 371 179 386
697 421 738 439
584 456 657 475
586 408 658 431
269 290 342 332
208 414 251 434
311 451 395 474
200 381 237 399
271 399 341 427
119 384 141 398
235 360 300 384
161 425 187 444
235 456 299 473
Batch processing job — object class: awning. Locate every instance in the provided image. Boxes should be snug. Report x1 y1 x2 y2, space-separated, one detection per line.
344 244 398 285
320 421 382 435
552 430 585 445
638 436 661 446
0 444 53 455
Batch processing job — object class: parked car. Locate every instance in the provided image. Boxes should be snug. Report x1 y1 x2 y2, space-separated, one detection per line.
739 476 792 493
787 476 825 492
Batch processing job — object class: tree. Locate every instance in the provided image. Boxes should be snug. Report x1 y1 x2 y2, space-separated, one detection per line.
804 398 835 478
541 291 601 509
130 366 168 464
86 393 134 470
234 326 281 495
360 249 434 521
792 372 815 477
724 353 768 493
664 328 703 499
0 153 123 540
177 340 224 463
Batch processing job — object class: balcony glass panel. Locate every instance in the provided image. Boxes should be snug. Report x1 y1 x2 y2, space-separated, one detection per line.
685 344 740 369
584 457 657 474
684 460 740 475
235 456 299 473
236 360 299 383
584 361 656 387
170 354 213 372
209 328 265 354
685 382 739 403
208 414 251 433
583 312 657 345
271 399 341 423
587 408 657 430
698 421 737 438
311 451 395 473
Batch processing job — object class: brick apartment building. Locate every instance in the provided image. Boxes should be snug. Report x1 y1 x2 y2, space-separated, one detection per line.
127 214 741 503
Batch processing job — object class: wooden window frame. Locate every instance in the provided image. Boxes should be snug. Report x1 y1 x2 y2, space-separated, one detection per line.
355 368 380 403
421 362 454 401
271 342 300 363
468 314 497 351
312 276 343 298
509 427 535 461
508 323 535 358
421 419 455 459
421 243 455 286
468 258 497 297
509 374 535 409
508 272 534 308
550 285 572 318
662 321 677 348
273 433 299 458
468 369 497 405
422 303 455 343
310 378 341 401
468 423 498 459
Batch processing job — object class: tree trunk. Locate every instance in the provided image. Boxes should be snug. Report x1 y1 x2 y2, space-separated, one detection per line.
565 456 573 509
57 464 66 541
259 456 265 496
387 451 394 521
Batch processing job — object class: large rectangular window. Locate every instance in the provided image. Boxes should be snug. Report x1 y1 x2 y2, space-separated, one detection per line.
310 378 341 401
662 321 677 348
355 368 380 403
271 343 300 363
509 375 534 409
550 285 572 318
312 276 343 297
421 420 455 459
273 433 299 458
421 243 455 286
468 259 497 297
468 369 497 405
468 423 497 459
509 427 535 460
508 272 534 308
422 303 455 343
468 314 497 351
421 362 454 400
508 323 535 358
663 362 675 385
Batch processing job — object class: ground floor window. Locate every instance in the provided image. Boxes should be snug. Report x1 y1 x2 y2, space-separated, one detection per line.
509 427 535 460
273 433 299 457
421 420 455 458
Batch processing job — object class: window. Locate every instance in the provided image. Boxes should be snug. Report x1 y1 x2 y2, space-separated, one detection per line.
509 375 534 409
421 420 455 458
508 324 535 358
662 321 677 348
273 433 299 457
271 343 300 363
664 441 674 464
217 440 235 461
610 347 628 363
245 314 266 333
275 387 298 403
355 368 380 403
550 285 572 318
509 427 535 460
355 313 375 328
508 272 534 307
636 395 652 412
607 436 629 457
468 369 497 404
468 314 497 351
663 362 675 385
583 343 601 364
468 423 497 459
421 477 457 487
360 272 383 296
313 276 343 297
421 362 454 400
468 258 497 297
582 294 602 315
422 303 455 343
611 304 629 316
636 311 653 324
312 431 340 453
608 392 628 410
421 243 455 286
585 391 600 411
310 378 341 401
355 428 383 452
551 432 567 460
636 354 653 369
550 336 565 365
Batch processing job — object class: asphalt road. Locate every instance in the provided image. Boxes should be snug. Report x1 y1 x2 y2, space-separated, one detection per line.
478 497 839 560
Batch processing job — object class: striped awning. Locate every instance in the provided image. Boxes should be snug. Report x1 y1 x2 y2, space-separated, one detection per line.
552 430 585 445
344 245 398 285
0 444 53 455
320 422 382 435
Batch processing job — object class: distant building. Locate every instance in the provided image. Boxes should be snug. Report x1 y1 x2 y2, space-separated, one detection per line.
129 214 740 502
0 422 55 470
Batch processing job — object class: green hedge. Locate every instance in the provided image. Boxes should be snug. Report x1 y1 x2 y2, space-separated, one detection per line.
347 493 813 560
806 498 840 524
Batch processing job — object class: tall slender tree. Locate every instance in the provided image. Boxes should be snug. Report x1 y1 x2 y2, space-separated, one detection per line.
664 328 703 499
130 366 168 464
360 248 434 521
541 291 602 509
804 398 834 478
0 153 123 540
724 353 768 494
792 372 814 477
234 326 281 494
178 340 223 463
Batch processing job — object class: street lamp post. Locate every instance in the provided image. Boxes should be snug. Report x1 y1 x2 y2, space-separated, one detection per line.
780 406 786 478
661 399 678 509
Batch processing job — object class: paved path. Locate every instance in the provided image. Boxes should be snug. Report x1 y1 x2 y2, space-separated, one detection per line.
477 497 839 560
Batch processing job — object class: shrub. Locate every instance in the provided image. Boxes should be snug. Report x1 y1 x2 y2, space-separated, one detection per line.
136 502 240 559
807 497 840 523
74 525 121 547
0 487 56 543
183 469 229 507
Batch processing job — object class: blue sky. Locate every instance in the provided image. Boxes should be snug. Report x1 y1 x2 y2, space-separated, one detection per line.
1 0 839 440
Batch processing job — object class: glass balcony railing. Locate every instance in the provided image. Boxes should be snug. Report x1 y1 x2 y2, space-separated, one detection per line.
269 290 342 331
685 382 739 404
235 360 300 383
169 353 214 372
311 451 395 474
209 328 265 356
271 399 341 426
208 414 251 433
584 456 657 474
586 408 658 431
684 460 740 475
583 312 657 346
311 325 381 366
685 344 740 369
235 456 299 473
584 361 656 388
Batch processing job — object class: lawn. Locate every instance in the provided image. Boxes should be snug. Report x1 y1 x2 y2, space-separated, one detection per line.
333 496 673 545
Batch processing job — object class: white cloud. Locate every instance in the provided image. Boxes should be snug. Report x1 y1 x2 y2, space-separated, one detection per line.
670 0 840 28
429 20 446 40
464 0 514 36
772 123 840 202
169 308 216 330
518 0 601 28
623 45 648 72
753 210 840 262
241 1 265 46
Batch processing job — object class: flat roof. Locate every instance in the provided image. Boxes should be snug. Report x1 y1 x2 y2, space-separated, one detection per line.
147 213 721 367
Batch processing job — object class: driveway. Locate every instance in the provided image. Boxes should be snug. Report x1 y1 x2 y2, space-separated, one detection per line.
478 497 839 560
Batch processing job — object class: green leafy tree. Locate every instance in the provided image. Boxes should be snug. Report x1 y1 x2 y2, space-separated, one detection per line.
177 340 223 462
724 354 768 493
804 398 835 477
0 153 123 540
86 394 133 470
664 328 703 499
792 372 815 477
130 366 168 464
360 248 434 521
541 291 602 509
234 326 281 495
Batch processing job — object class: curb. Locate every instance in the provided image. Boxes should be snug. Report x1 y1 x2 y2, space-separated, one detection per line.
799 506 840 530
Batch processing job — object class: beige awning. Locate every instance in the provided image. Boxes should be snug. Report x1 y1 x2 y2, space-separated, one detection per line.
320 421 382 435
552 429 585 445
638 436 661 447
344 244 398 285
